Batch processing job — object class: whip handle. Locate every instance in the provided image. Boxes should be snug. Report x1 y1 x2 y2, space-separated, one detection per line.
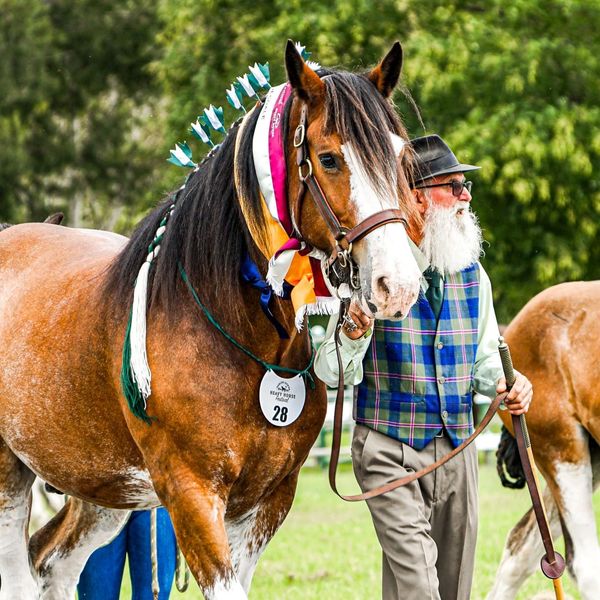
498 336 531 447
498 336 516 387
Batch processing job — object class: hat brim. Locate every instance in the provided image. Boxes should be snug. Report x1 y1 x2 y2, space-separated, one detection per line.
414 163 481 185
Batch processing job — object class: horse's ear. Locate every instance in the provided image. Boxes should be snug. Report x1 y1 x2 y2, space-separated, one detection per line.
368 41 403 98
285 39 325 104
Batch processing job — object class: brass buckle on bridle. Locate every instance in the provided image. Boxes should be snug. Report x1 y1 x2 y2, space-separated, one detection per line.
293 123 305 148
298 158 313 181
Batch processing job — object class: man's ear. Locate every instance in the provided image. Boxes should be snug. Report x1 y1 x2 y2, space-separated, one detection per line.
413 188 428 216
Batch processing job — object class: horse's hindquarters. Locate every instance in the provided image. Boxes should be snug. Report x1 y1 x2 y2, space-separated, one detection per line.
0 225 150 507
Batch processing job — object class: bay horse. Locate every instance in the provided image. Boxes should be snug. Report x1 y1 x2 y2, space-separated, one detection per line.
0 42 422 599
489 281 600 600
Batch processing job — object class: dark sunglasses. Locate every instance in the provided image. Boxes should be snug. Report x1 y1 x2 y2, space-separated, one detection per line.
415 180 473 197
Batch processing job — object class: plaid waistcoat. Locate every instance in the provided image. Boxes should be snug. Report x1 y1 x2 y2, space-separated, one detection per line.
355 263 480 450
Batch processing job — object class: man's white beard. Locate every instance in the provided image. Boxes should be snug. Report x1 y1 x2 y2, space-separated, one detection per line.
419 201 483 275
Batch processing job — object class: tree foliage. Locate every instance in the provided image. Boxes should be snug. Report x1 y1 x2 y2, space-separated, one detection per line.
1 0 598 318
0 0 161 228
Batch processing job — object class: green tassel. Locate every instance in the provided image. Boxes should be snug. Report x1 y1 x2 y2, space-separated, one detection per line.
120 307 153 424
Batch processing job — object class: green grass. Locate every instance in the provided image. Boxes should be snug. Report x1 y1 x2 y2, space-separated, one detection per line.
122 462 595 599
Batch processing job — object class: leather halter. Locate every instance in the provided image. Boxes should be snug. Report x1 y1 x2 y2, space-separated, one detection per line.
293 103 408 294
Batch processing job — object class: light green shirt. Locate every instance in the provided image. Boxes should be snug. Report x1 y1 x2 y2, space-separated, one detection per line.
314 241 503 398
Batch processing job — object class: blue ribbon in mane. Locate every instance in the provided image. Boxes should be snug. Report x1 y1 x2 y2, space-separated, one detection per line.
241 255 290 339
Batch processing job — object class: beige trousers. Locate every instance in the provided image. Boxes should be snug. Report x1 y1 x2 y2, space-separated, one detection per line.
352 425 478 600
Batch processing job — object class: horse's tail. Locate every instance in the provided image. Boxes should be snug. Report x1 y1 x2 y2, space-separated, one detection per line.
496 425 526 489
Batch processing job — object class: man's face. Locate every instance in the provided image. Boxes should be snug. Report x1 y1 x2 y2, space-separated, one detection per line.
414 173 482 275
415 173 472 214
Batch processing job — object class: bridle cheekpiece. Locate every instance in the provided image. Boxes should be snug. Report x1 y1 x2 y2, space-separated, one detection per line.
293 102 409 298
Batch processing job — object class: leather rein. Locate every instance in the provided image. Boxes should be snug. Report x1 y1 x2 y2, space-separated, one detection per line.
328 300 504 501
293 103 408 292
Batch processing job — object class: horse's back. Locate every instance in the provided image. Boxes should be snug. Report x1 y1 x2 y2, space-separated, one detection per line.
505 280 600 357
0 222 125 273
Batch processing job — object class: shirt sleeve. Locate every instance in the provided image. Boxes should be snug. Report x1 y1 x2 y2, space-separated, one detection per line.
313 312 373 387
473 264 504 398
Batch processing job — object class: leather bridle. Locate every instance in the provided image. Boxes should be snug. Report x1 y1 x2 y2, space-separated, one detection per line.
293 103 408 295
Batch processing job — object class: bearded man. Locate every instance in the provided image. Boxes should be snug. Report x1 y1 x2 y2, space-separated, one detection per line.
314 134 532 600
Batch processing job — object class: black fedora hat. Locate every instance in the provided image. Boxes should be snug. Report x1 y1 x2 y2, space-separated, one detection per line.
410 134 480 185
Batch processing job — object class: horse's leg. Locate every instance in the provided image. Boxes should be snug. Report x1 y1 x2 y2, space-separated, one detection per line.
0 440 37 599
29 496 130 600
486 483 562 600
156 474 247 600
548 435 600 599
227 471 299 593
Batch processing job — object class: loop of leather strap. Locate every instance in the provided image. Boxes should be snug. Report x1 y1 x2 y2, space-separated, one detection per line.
327 301 505 502
512 413 565 579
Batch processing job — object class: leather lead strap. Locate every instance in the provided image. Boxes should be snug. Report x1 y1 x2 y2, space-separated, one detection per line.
327 302 504 502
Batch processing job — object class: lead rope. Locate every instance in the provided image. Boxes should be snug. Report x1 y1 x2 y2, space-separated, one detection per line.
175 544 190 592
151 508 160 600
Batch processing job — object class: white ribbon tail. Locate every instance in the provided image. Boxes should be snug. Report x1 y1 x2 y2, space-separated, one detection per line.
294 297 340 331
129 259 152 402
266 248 296 296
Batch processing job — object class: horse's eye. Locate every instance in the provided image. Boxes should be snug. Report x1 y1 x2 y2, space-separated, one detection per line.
318 154 338 170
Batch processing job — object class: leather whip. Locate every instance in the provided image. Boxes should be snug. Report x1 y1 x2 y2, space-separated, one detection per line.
498 337 565 600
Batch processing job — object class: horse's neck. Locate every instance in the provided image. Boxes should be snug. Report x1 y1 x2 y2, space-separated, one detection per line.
191 281 309 371
247 292 309 369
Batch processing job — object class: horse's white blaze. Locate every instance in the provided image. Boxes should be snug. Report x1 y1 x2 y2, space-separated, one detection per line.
225 507 268 593
341 142 420 319
554 461 600 599
204 577 248 600
389 132 405 156
0 494 38 599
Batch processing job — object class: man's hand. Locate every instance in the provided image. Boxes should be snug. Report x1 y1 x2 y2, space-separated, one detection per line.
341 303 374 340
496 370 533 415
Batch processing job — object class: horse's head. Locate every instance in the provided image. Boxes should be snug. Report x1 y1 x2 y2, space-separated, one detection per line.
284 41 421 320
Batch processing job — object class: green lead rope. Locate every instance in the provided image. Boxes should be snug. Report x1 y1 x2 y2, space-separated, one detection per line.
178 262 316 388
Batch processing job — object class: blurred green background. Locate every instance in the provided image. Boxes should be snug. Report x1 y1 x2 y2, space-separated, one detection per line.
1 0 599 322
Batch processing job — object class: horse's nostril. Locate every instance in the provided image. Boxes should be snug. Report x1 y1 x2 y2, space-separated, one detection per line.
394 311 403 319
377 276 390 296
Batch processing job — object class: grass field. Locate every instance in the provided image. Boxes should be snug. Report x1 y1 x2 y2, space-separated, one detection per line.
122 461 594 599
